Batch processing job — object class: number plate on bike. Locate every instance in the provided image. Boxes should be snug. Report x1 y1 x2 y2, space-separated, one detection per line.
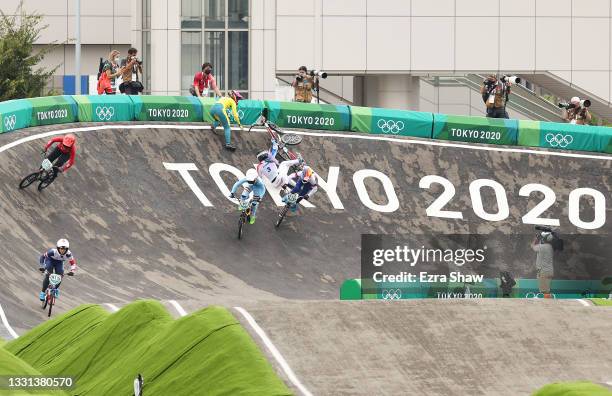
48 274 62 286
281 134 302 146
287 193 299 204
41 159 53 171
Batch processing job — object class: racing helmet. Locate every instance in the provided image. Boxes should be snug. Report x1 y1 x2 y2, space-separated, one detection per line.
57 239 69 250
62 134 76 148
257 151 269 162
245 168 258 183
302 166 314 182
231 90 243 103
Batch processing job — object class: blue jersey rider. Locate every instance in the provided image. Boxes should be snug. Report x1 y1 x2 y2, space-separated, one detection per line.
285 165 319 212
229 168 266 224
38 239 77 301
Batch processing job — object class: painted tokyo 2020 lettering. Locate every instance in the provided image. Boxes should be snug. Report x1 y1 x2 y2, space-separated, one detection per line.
285 115 335 127
147 108 190 118
450 128 502 141
36 109 68 121
164 162 607 231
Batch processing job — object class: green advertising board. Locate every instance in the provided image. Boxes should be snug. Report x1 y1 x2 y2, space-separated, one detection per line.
0 99 32 133
264 100 350 131
27 95 77 127
131 95 203 122
433 114 518 145
350 106 433 138
518 120 612 153
72 95 135 122
199 97 217 123
235 99 264 125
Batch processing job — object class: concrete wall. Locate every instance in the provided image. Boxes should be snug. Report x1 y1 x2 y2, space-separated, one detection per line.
275 0 612 104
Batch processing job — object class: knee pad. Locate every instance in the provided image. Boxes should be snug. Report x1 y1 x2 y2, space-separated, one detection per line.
252 195 261 203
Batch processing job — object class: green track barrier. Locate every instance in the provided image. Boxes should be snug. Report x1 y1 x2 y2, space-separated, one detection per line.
265 100 350 131
518 119 612 153
340 278 611 300
350 106 433 138
236 99 264 125
72 95 135 122
199 97 217 123
27 95 77 127
433 113 518 145
131 95 203 122
0 99 32 133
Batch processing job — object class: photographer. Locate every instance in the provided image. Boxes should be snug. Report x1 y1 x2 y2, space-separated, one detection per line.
480 74 518 119
531 230 555 298
292 66 315 103
119 48 143 95
190 62 222 98
562 97 592 125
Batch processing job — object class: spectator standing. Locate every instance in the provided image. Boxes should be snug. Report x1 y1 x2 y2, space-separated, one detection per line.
98 50 123 95
119 47 143 95
531 232 554 298
480 74 510 119
292 66 315 103
190 62 222 98
563 96 592 125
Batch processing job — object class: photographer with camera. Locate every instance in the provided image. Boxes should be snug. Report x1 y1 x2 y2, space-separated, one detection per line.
480 74 520 119
292 66 315 103
119 48 144 95
531 226 556 298
560 97 592 125
190 62 222 98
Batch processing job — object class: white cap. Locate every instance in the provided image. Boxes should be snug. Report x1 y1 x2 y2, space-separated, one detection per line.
570 96 580 104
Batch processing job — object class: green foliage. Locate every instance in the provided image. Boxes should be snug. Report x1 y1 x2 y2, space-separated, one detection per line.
532 381 612 396
0 1 60 101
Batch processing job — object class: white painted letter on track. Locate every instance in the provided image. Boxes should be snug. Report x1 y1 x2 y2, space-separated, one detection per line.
163 162 212 207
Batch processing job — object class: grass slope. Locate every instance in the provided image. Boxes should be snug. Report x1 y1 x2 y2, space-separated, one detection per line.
590 298 612 306
533 381 612 396
4 301 291 395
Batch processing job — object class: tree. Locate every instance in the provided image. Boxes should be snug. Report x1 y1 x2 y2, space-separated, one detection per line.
0 2 61 101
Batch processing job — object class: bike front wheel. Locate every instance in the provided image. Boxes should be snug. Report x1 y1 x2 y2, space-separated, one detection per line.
47 295 54 317
19 172 40 189
37 174 56 191
275 206 289 228
238 214 245 239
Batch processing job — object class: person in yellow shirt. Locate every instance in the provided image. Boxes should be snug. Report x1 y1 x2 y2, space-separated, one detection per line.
211 90 244 151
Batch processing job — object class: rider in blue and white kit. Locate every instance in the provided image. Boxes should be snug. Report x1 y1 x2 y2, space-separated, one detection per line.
229 168 266 224
38 238 77 301
285 165 319 212
256 138 302 190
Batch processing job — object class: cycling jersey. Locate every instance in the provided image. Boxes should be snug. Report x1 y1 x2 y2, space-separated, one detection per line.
44 137 76 172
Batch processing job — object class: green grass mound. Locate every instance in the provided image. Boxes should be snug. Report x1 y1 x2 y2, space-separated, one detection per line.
533 381 612 396
3 301 291 395
590 298 612 306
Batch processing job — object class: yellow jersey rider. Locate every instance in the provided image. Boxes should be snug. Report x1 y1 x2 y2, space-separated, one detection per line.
210 90 244 151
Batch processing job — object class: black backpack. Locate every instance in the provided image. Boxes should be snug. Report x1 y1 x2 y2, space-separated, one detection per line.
97 57 104 80
551 233 564 252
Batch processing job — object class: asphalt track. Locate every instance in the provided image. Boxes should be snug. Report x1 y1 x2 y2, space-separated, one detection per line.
0 122 610 395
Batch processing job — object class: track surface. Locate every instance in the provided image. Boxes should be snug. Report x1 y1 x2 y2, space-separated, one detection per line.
0 122 610 395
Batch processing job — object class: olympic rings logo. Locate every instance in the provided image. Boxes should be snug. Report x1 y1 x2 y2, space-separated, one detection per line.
525 292 556 299
377 119 404 134
381 289 402 300
226 109 245 119
545 133 573 148
3 114 16 131
95 106 115 121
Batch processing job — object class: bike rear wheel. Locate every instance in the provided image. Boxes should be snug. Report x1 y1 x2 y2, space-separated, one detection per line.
275 205 289 228
281 133 302 146
19 172 40 189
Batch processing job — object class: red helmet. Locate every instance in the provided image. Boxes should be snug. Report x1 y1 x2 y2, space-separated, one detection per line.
62 134 76 148
231 90 243 103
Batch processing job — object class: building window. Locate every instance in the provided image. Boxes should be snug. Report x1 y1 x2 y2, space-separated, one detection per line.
182 32 202 93
180 0 249 96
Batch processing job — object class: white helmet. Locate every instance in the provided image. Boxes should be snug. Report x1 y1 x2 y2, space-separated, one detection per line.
245 168 258 183
57 239 69 249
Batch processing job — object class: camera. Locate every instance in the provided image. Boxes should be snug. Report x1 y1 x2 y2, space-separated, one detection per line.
500 75 521 84
558 99 591 109
310 70 328 79
535 225 564 251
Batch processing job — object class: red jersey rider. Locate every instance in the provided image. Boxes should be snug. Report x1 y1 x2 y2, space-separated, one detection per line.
42 134 77 177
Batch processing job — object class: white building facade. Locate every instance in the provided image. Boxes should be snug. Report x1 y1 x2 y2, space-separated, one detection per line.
4 0 612 117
